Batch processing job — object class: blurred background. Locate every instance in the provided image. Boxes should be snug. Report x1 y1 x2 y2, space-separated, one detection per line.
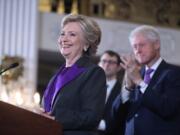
0 0 180 110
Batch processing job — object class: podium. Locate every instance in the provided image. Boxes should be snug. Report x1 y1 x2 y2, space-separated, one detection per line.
0 101 63 135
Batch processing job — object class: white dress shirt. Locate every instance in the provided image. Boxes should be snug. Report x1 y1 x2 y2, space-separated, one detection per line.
98 79 117 130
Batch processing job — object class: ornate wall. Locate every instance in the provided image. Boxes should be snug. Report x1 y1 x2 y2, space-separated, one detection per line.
38 0 180 29
90 0 180 29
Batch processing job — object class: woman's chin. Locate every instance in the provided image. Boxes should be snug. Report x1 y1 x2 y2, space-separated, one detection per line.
61 52 71 58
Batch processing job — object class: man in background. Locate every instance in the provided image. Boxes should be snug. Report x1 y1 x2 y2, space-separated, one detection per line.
98 50 124 135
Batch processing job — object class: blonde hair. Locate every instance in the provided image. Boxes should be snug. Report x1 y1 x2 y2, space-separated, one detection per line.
61 14 101 56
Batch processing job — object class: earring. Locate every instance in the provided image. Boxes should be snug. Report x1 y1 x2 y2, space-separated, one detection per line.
84 47 87 52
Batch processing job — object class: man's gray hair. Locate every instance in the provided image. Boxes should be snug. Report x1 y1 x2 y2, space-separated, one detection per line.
129 25 160 45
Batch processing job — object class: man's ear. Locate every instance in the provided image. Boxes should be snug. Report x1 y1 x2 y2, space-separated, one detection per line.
154 40 160 50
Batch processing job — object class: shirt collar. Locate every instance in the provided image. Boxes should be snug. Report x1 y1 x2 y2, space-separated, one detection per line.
145 57 162 71
107 79 117 88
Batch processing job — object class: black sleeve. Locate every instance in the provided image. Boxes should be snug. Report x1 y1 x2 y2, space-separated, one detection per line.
105 94 128 135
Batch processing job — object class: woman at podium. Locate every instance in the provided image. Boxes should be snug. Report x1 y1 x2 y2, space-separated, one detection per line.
41 14 106 135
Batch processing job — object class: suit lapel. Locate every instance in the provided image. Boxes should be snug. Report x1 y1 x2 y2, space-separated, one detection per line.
43 66 64 112
55 64 86 93
106 82 121 108
56 56 90 92
127 60 168 120
146 60 167 89
51 56 90 111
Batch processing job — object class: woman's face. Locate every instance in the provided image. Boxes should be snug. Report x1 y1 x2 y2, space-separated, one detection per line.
58 22 85 59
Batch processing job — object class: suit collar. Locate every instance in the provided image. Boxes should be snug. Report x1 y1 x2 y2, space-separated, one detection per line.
145 57 162 71
44 56 89 112
75 55 91 68
146 60 167 87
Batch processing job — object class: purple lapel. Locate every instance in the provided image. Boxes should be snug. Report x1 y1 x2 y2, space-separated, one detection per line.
43 64 86 112
43 66 64 112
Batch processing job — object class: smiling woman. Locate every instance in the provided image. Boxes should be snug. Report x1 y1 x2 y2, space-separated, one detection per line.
40 14 106 135
58 22 85 65
60 14 101 56
57 14 102 67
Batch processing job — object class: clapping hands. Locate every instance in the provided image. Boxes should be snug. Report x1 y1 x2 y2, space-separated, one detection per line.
120 53 143 90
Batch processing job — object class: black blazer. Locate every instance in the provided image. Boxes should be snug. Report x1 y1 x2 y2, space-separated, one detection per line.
103 81 121 134
105 93 127 135
112 60 180 135
45 56 106 135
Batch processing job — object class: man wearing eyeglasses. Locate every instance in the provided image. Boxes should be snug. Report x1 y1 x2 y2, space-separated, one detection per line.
97 50 124 135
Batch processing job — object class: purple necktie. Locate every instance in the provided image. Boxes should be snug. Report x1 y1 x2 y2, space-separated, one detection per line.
144 68 154 84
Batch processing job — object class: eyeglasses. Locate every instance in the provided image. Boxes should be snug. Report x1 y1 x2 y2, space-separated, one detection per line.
100 59 118 65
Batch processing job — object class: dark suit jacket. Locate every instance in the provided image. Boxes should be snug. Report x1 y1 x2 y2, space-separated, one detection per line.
105 81 121 123
112 60 180 135
98 81 122 135
45 56 106 135
105 93 127 135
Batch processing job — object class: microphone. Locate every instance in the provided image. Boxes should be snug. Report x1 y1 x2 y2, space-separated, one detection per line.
0 62 19 75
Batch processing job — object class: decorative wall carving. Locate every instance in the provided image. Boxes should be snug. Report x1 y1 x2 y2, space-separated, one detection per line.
95 0 180 28
38 0 180 28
